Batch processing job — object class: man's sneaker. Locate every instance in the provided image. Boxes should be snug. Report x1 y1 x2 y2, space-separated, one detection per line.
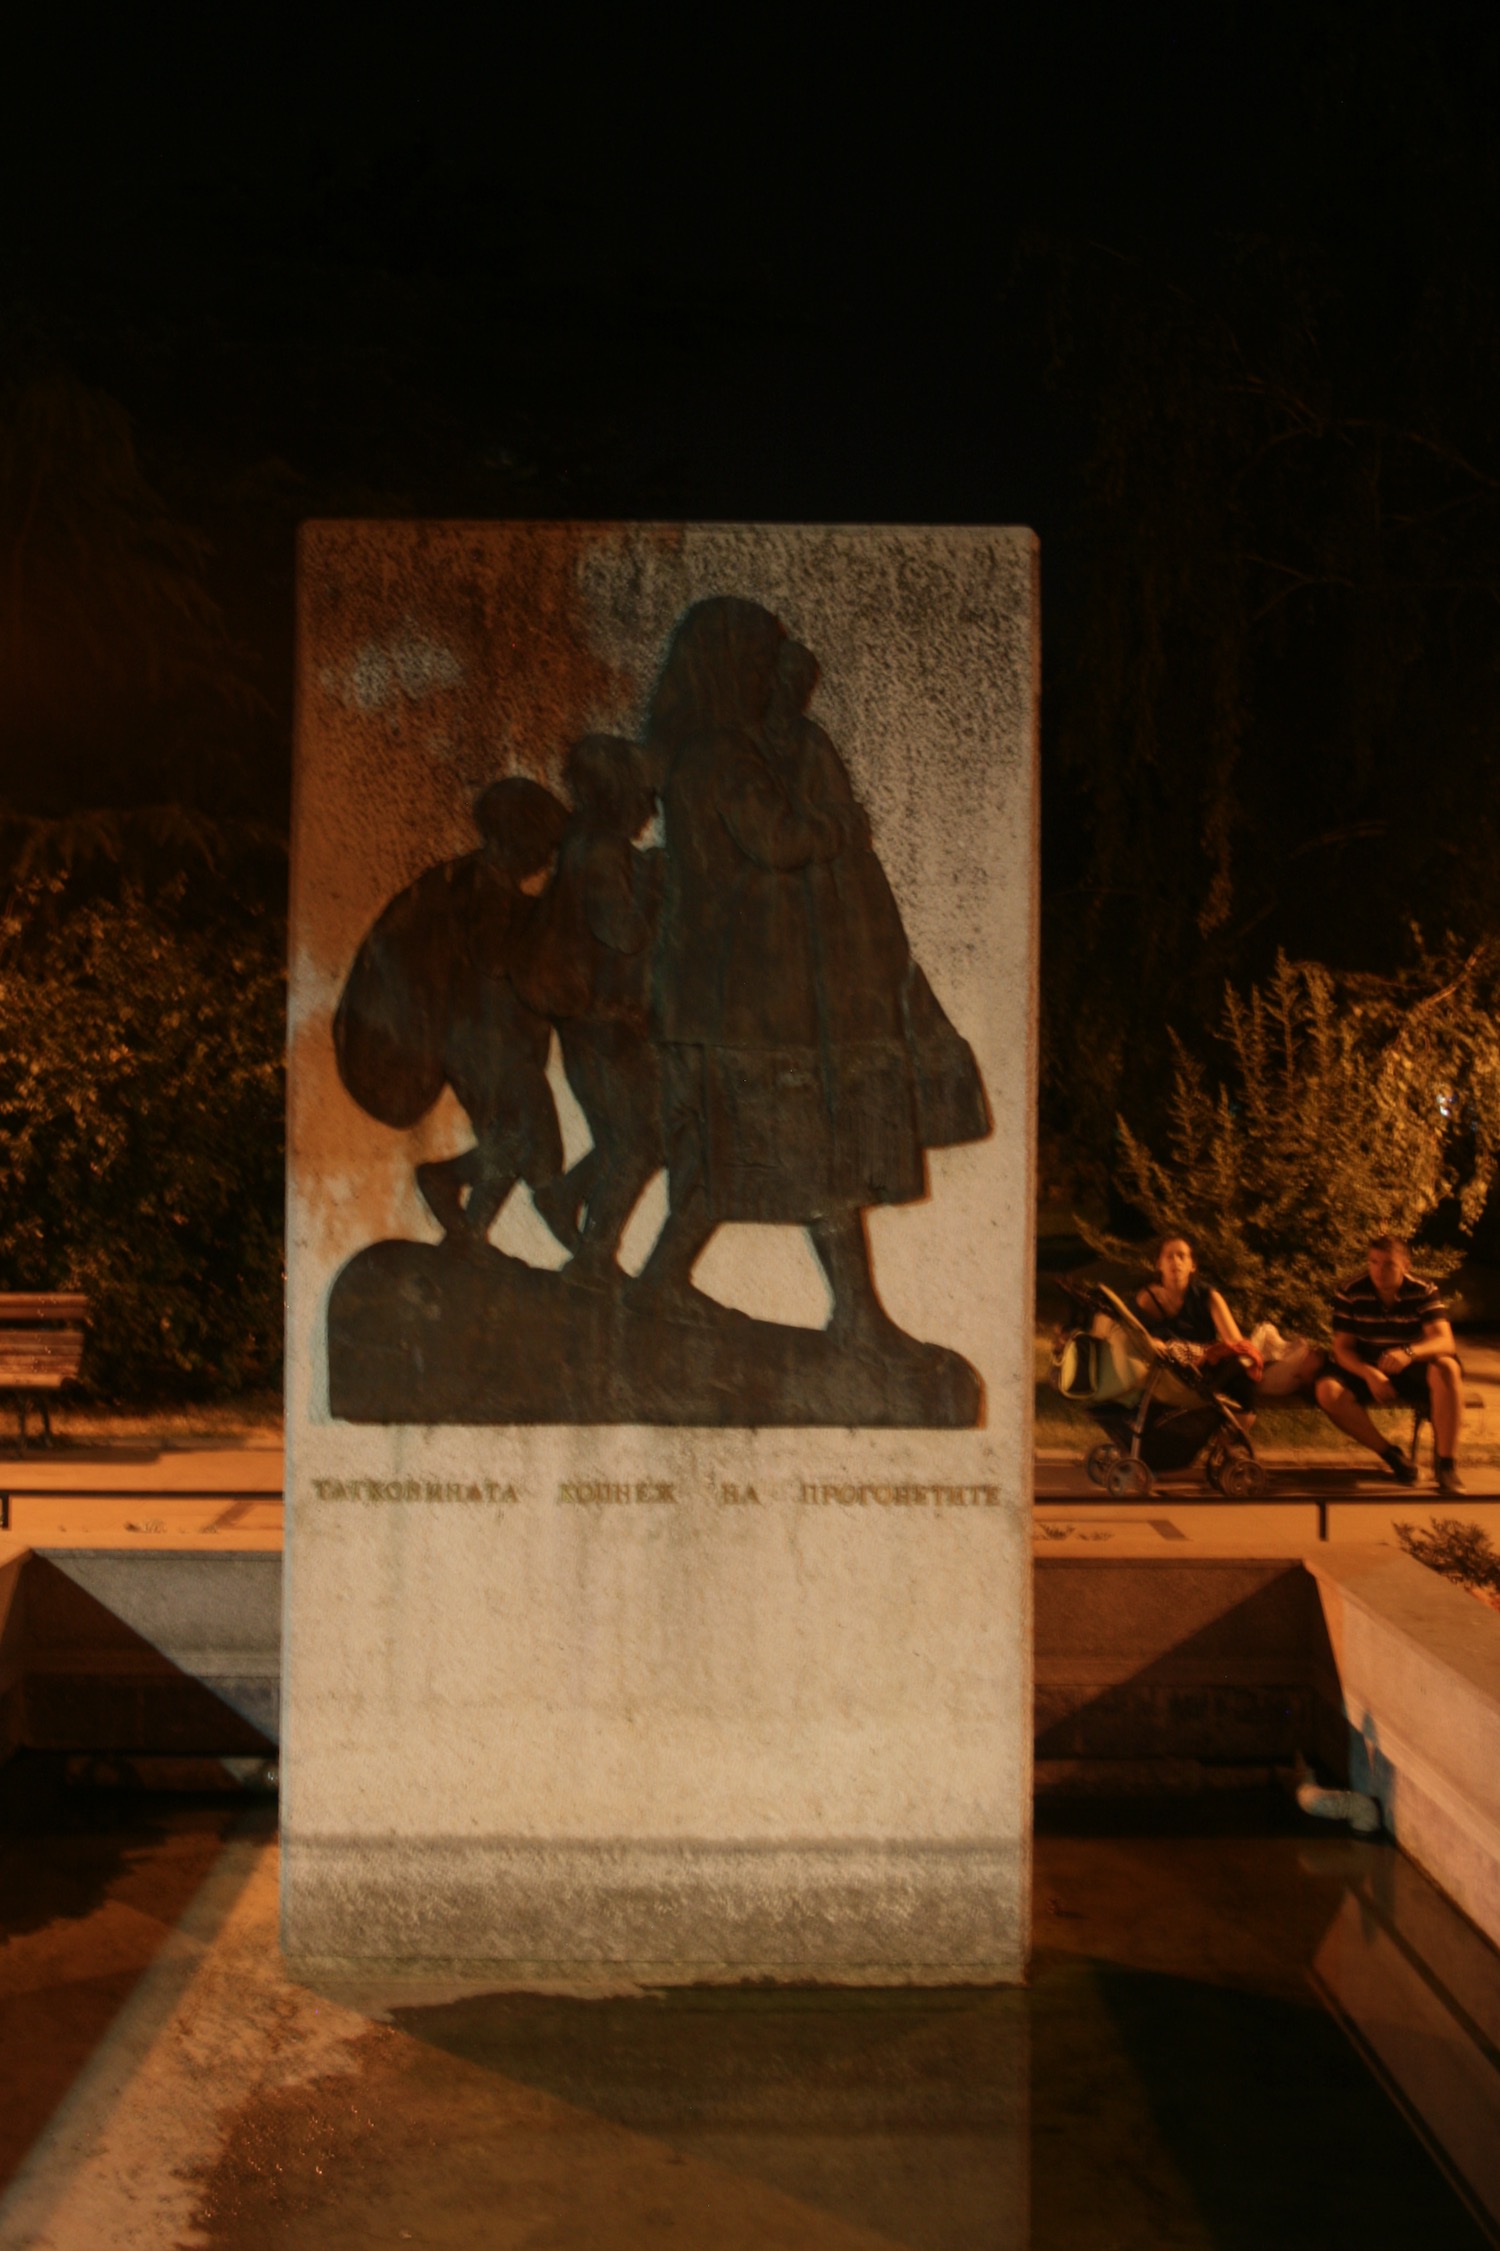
1386 1452 1419 1487
1436 1460 1467 1496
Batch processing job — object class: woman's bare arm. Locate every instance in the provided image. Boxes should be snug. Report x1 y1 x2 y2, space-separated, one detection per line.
1208 1288 1264 1376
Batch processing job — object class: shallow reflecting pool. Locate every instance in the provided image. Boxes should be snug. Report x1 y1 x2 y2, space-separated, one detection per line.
3 1767 1496 2247
370 1795 1499 2248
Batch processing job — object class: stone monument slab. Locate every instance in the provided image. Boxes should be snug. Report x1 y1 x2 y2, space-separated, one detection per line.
283 522 1038 1979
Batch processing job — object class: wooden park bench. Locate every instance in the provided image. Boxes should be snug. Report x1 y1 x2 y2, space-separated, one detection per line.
0 1293 88 1447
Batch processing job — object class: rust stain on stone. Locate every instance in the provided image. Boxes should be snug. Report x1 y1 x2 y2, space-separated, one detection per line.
294 520 669 979
289 1025 422 1263
291 521 679 1254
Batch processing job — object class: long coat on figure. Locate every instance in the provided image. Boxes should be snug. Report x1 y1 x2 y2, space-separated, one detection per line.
647 599 989 1234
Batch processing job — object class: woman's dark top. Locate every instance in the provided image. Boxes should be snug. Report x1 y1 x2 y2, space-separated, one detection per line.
1138 1275 1219 1346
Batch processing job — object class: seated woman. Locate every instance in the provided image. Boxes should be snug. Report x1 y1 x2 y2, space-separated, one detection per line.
1136 1234 1322 1407
1135 1235 1264 1408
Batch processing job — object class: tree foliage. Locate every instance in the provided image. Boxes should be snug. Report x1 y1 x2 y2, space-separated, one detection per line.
1087 948 1500 1335
0 882 284 1400
0 371 268 817
1037 170 1500 1189
0 374 224 702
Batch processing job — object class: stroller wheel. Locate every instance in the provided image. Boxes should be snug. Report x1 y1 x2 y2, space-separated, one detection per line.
1106 1456 1154 1500
1086 1444 1118 1487
1219 1452 1266 1501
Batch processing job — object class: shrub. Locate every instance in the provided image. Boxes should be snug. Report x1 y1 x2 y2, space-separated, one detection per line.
0 883 284 1400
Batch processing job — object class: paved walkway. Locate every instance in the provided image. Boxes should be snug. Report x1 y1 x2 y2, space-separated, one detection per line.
0 1446 283 1550
1034 1452 1500 1552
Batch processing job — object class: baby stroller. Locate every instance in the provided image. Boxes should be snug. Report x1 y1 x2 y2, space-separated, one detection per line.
1051 1279 1268 1500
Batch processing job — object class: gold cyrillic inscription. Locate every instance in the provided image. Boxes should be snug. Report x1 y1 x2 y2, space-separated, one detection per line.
557 1481 677 1505
311 1478 520 1503
797 1482 1000 1508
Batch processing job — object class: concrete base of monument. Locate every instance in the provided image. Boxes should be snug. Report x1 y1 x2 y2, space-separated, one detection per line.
279 1837 1026 1986
327 1238 983 1427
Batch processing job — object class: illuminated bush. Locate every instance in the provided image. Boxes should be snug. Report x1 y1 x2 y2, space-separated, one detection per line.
1088 948 1500 1336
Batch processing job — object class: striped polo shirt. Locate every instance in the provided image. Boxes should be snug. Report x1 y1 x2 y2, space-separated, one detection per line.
1331 1271 1447 1365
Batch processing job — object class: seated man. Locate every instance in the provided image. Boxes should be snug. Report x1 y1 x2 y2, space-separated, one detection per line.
1314 1235 1464 1493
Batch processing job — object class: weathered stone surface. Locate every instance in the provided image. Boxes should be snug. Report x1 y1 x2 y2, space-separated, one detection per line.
283 1838 1024 1982
0 1539 25 1760
1306 1546 1500 1953
1034 1554 1332 1771
20 1550 282 1749
283 522 1039 1979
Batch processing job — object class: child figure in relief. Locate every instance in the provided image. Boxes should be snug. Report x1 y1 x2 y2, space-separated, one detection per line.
416 777 576 1245
333 773 576 1248
515 735 665 1279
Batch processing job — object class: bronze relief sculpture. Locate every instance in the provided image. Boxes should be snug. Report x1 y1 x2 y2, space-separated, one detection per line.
328 597 991 1425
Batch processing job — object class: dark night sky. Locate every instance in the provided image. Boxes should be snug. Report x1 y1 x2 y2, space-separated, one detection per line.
13 3 1484 529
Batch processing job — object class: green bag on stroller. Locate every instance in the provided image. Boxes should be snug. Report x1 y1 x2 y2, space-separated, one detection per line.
1054 1323 1151 1407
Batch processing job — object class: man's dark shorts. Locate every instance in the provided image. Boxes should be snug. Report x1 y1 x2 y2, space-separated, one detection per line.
1328 1360 1437 1412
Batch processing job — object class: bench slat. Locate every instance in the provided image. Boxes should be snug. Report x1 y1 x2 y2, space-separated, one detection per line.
0 1295 89 1407
0 1294 88 1322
